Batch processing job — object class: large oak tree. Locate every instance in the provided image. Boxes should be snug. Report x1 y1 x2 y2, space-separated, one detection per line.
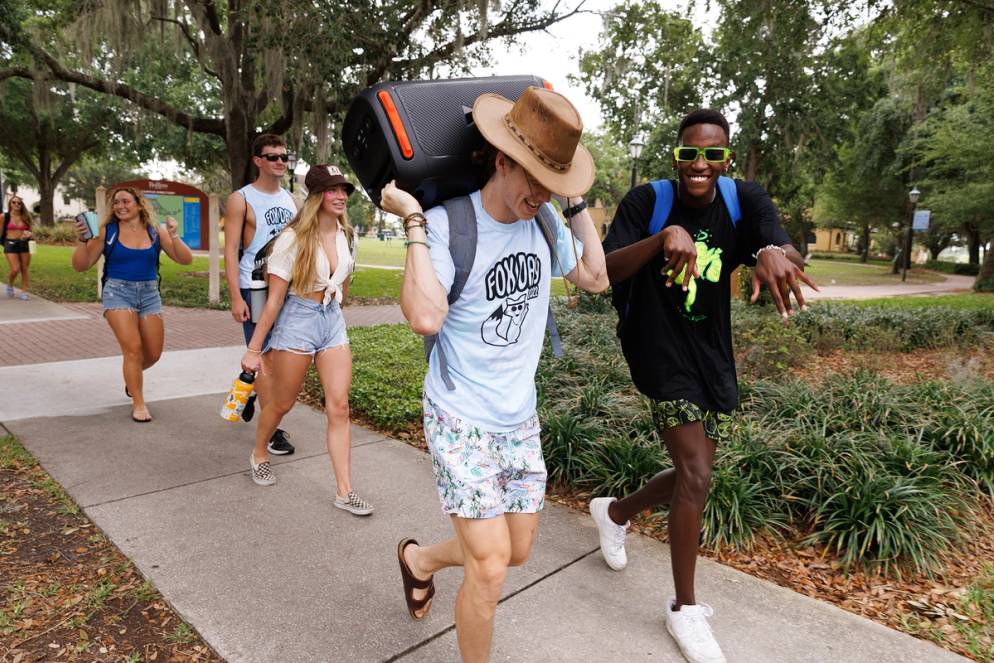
1 0 587 190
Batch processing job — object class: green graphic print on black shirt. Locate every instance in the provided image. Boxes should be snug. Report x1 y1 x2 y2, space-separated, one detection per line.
603 179 791 413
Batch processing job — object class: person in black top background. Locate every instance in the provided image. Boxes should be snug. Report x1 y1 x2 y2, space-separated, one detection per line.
588 109 817 663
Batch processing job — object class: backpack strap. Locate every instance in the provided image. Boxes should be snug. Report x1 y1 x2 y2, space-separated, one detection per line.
534 204 563 358
442 197 477 305
648 180 676 235
423 196 478 390
717 176 741 226
101 222 118 290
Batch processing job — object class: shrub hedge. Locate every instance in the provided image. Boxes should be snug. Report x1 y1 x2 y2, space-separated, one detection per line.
332 298 994 574
924 260 981 276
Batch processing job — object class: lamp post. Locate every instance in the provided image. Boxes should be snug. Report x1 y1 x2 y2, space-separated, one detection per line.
629 132 645 189
901 186 920 282
287 151 298 192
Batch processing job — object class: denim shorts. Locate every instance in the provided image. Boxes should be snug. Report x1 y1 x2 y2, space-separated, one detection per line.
102 278 162 318
423 394 547 519
267 294 348 354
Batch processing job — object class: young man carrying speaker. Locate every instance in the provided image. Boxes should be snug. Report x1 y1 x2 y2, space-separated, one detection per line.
590 109 817 663
381 86 608 662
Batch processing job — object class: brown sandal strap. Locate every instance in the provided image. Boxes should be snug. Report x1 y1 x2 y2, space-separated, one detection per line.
408 583 436 611
398 539 433 588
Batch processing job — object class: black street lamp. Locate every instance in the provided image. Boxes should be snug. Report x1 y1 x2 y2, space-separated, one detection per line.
629 132 646 190
901 186 920 282
287 151 299 192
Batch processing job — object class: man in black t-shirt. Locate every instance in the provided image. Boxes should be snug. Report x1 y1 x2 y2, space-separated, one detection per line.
588 109 816 663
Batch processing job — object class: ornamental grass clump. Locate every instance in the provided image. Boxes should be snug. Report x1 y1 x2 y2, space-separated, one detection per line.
803 460 971 575
576 433 670 498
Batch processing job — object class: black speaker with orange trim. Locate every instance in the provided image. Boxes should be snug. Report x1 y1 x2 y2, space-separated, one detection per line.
341 75 548 209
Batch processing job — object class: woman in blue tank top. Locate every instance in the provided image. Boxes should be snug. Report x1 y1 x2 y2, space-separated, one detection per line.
71 187 193 422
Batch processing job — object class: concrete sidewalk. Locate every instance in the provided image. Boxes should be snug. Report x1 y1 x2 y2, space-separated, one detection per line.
801 273 975 300
4 351 967 662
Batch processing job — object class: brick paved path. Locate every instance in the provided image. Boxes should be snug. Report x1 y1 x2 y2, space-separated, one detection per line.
0 302 405 367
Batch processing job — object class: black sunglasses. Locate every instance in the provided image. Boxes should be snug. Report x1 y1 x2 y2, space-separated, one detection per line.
258 153 289 162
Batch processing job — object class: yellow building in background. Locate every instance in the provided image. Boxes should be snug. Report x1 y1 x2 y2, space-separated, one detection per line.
812 227 855 252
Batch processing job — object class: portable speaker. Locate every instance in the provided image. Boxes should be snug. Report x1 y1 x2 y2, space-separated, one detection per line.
341 75 549 209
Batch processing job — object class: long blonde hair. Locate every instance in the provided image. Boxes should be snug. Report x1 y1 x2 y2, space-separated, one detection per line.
286 192 355 296
101 187 156 228
6 196 33 228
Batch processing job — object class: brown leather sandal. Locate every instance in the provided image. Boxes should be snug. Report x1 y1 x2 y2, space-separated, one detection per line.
397 538 435 621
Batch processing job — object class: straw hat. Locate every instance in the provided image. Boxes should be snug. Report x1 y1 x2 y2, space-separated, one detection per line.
472 86 595 197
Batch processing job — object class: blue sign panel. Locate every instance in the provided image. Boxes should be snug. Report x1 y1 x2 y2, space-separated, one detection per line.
912 209 931 232
183 198 201 249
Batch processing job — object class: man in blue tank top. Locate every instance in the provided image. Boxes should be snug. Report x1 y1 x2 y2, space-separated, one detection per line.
224 133 299 455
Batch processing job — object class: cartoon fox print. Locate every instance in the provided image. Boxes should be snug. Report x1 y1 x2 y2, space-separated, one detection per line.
481 294 529 346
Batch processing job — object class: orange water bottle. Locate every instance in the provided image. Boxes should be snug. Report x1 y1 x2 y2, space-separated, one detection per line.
220 371 256 422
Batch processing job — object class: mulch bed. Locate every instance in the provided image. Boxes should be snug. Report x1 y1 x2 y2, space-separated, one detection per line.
0 439 223 663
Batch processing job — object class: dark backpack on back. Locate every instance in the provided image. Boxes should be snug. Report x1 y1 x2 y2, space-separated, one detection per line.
424 196 565 391
611 176 741 329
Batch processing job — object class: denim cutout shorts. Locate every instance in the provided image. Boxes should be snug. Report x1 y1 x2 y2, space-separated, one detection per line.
423 394 547 519
267 294 348 355
102 278 162 318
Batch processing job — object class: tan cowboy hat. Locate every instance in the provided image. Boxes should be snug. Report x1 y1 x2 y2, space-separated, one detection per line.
472 86 595 198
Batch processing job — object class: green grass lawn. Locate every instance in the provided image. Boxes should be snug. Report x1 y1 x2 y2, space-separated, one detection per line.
24 245 228 308
24 244 408 306
805 258 946 286
848 293 994 310
354 238 407 267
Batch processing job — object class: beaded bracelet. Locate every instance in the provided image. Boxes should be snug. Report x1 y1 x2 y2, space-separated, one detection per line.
753 244 787 260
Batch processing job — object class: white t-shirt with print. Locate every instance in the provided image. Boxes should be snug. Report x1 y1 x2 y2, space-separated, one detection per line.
423 190 583 431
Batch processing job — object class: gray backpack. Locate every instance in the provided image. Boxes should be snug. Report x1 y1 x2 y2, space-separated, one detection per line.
424 196 564 390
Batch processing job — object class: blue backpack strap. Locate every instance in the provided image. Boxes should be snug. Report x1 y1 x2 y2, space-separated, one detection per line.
423 196 477 390
716 176 741 226
535 204 563 358
648 180 675 235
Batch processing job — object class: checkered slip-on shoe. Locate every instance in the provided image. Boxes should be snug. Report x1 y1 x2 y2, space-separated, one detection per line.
334 490 374 516
250 453 276 486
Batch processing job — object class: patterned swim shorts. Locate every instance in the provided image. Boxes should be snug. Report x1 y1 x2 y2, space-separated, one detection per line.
422 395 547 520
652 399 734 445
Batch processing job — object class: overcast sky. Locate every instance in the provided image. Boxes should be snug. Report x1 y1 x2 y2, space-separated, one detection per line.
466 0 713 131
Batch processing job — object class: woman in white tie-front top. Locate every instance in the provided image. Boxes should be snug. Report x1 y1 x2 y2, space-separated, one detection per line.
240 164 374 517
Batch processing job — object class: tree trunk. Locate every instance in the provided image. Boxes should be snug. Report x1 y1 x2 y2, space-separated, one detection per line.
860 222 870 263
976 240 994 292
37 175 56 226
746 142 758 181
967 225 981 265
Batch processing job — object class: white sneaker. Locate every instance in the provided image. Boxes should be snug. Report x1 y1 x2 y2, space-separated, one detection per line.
250 452 276 486
589 497 628 570
665 598 727 663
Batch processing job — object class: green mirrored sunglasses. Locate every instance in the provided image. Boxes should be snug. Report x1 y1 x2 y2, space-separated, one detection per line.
673 146 732 163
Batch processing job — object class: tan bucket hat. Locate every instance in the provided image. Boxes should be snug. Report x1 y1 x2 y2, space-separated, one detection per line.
472 86 595 198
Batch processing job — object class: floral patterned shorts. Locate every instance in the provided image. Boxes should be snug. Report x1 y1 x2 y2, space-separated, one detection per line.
652 399 734 445
422 395 547 520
